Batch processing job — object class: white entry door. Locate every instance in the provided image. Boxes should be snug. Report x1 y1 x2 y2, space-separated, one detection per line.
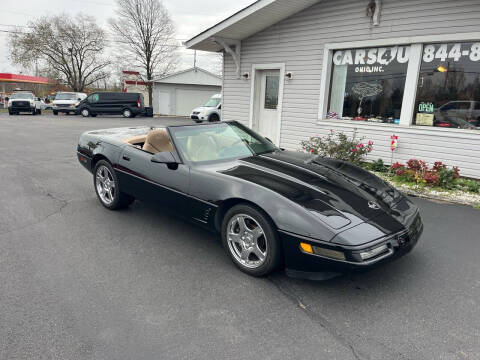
158 91 171 115
254 70 281 144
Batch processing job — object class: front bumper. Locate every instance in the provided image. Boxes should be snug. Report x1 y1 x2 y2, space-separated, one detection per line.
10 106 35 112
191 114 206 121
53 105 76 112
281 214 423 279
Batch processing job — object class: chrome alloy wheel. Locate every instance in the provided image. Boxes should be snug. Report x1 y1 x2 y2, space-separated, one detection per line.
227 214 268 269
123 109 132 118
81 109 89 117
96 165 116 205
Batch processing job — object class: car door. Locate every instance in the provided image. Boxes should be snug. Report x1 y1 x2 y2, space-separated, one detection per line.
116 146 190 212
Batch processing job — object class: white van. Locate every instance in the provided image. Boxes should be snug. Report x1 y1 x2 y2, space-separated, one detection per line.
53 92 87 115
190 94 222 123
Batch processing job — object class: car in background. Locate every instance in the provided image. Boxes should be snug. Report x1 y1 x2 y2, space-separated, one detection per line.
434 101 480 129
190 93 221 123
7 91 42 115
52 92 87 115
75 92 145 118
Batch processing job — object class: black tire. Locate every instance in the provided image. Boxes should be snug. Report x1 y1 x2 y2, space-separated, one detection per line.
122 108 133 118
209 113 220 122
221 204 281 277
93 160 135 210
53 110 58 115
80 108 90 117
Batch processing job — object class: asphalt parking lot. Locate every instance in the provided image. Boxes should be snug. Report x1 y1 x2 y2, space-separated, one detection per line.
0 112 479 360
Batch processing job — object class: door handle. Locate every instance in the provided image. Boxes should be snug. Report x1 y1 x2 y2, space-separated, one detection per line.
122 155 131 161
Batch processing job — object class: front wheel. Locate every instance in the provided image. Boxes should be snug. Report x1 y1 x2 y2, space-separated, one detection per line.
81 108 90 117
93 160 135 210
221 204 281 277
209 113 220 122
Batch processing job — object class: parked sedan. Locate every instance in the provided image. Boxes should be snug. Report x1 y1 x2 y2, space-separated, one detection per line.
77 122 422 279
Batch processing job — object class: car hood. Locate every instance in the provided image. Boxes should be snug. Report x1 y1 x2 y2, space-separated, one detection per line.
218 150 417 238
192 106 214 113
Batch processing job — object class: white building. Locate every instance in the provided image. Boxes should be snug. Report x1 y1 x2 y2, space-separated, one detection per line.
152 68 222 116
186 0 480 179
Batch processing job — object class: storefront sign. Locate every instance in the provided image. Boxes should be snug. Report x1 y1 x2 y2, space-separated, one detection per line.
416 113 434 126
333 46 410 67
418 102 434 113
423 43 480 63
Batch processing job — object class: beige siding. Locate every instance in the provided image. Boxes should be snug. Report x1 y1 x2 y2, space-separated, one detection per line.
222 0 480 178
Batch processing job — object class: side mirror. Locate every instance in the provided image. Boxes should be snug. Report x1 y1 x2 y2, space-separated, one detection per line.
265 137 273 144
151 152 178 169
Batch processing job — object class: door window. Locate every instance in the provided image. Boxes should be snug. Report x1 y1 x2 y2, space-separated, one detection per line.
264 75 279 110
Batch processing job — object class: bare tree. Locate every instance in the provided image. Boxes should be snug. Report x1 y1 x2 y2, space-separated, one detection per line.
110 0 178 105
8 14 110 92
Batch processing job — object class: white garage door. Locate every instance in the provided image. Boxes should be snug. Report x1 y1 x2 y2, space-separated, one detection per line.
175 89 219 116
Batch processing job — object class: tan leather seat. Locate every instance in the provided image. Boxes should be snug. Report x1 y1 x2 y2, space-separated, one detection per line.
142 130 174 154
124 135 147 146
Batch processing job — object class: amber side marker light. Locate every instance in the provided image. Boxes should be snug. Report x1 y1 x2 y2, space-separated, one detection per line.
300 242 313 254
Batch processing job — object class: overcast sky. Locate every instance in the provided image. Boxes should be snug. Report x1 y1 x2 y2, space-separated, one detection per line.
0 0 256 75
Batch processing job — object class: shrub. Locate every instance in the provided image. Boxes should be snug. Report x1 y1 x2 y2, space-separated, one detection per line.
369 159 388 173
390 159 460 190
300 130 373 165
457 178 480 193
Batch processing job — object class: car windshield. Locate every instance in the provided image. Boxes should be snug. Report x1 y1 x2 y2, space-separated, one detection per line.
11 93 34 100
55 93 77 100
169 122 277 163
204 97 221 107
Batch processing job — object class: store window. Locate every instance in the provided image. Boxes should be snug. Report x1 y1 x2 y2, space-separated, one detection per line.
414 42 480 129
328 46 410 124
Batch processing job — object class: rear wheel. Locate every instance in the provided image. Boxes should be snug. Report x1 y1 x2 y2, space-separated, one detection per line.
93 160 134 210
81 108 90 117
221 204 281 277
122 108 132 118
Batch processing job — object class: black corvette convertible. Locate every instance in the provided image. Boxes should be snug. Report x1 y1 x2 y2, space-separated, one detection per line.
77 121 423 279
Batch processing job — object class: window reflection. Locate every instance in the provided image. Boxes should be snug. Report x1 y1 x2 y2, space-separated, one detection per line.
415 42 480 130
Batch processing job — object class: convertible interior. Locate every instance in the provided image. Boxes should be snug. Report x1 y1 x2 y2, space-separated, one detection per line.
122 125 263 162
